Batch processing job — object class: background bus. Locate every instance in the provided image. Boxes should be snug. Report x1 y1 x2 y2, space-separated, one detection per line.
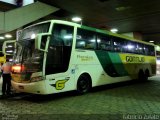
3 40 16 62
11 20 156 95
0 41 6 64
156 45 160 74
0 40 16 63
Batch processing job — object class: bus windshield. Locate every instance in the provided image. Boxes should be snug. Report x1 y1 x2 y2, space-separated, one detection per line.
14 39 43 73
18 22 50 40
13 22 50 73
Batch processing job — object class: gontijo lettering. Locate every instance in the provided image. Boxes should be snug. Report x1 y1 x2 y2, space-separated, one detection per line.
126 56 145 62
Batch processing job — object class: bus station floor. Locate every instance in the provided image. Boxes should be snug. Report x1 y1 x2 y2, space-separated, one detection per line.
0 76 160 120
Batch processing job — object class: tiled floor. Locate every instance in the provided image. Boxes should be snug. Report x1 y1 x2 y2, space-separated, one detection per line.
0 75 160 120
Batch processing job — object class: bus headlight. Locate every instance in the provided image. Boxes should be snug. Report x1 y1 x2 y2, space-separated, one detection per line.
31 76 44 82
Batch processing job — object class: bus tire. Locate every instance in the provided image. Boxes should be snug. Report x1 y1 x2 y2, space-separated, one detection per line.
145 69 150 81
138 69 144 81
77 74 91 94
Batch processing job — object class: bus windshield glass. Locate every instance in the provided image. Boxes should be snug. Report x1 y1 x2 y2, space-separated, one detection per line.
18 22 50 40
13 22 50 73
13 40 43 73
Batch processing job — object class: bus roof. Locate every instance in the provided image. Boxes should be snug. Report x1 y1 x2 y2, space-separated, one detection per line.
80 25 155 46
23 19 155 46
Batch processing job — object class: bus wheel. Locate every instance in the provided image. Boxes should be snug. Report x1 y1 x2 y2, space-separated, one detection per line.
145 69 150 81
138 70 145 81
77 74 91 94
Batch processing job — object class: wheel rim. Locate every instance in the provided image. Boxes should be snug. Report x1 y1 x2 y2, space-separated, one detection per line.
78 76 90 93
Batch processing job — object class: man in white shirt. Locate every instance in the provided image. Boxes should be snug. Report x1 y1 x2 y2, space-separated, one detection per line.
1 59 12 95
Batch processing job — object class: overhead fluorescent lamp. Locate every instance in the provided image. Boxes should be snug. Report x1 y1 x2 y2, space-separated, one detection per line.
5 34 12 38
6 50 13 53
149 41 154 43
7 45 13 48
110 28 118 33
72 17 82 22
0 36 5 40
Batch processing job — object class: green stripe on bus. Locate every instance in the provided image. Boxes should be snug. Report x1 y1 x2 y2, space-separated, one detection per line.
108 53 128 76
95 51 128 77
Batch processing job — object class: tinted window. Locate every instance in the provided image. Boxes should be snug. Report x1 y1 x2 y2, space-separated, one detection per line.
134 43 145 54
156 51 160 56
145 45 155 56
19 23 50 40
97 33 112 51
112 37 127 52
76 29 96 49
126 41 136 53
46 24 74 74
50 24 73 46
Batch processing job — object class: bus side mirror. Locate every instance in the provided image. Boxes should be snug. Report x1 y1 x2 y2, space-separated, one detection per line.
35 33 50 52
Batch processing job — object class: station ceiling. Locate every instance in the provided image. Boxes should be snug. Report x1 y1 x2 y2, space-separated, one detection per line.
1 0 160 44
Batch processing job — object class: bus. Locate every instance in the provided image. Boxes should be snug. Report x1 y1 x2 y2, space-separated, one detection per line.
156 45 160 74
0 40 16 63
0 41 6 63
11 20 156 94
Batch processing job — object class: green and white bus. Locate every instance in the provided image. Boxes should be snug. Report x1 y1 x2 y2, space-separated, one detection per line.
11 20 156 94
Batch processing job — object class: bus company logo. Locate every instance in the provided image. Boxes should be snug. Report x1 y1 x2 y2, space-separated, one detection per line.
126 56 145 63
51 79 69 90
77 55 93 61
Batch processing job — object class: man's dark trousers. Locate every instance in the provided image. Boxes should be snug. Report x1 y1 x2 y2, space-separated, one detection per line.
2 74 11 95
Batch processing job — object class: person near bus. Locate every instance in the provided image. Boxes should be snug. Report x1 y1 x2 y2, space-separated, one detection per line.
1 59 12 96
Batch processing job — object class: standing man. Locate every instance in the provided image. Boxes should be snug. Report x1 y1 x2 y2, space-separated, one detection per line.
1 59 12 96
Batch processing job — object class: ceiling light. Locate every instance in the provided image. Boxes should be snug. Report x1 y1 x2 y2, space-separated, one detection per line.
110 28 118 33
7 45 13 48
115 6 131 11
0 36 5 40
72 17 82 22
149 41 154 43
5 34 12 38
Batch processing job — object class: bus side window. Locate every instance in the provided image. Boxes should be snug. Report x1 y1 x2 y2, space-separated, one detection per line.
144 45 149 55
76 28 96 50
126 41 136 53
145 45 155 56
97 33 112 51
50 25 73 47
112 37 126 52
135 43 144 54
46 24 74 74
